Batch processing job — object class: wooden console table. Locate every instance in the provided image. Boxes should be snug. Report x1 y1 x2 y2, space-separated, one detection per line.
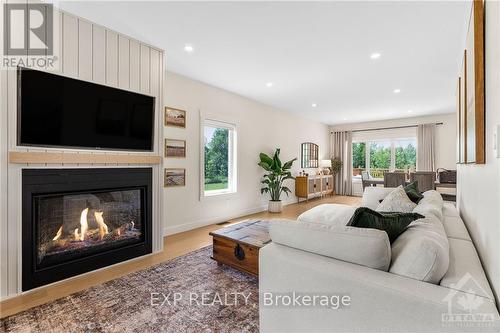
295 175 334 203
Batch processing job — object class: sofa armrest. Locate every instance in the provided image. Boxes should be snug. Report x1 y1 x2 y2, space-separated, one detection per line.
259 243 499 333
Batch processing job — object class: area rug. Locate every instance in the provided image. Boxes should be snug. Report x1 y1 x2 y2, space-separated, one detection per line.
1 246 259 333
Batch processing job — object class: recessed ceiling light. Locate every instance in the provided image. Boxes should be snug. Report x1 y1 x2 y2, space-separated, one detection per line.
393 89 401 94
343 117 347 121
312 103 317 108
266 82 273 87
370 52 381 59
408 110 413 113
184 44 194 53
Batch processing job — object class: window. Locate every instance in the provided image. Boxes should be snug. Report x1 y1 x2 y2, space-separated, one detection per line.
394 139 417 171
369 141 391 178
202 119 237 197
352 138 416 178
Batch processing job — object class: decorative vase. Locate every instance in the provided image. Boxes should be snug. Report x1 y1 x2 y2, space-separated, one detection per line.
268 200 283 213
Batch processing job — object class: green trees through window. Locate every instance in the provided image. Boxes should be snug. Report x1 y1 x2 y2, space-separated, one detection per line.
352 139 417 178
395 139 417 170
352 142 366 169
204 127 229 191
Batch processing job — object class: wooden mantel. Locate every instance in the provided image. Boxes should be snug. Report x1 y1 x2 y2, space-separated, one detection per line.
8 151 162 165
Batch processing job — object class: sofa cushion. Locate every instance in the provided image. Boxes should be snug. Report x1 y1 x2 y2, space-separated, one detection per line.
440 238 495 300
412 190 444 221
442 216 471 241
297 204 356 227
404 181 424 203
376 186 417 213
361 187 395 210
347 207 424 243
443 202 459 217
389 216 449 284
269 219 391 271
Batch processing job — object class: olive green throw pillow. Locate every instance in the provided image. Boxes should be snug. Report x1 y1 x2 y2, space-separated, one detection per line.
404 181 424 204
348 207 424 243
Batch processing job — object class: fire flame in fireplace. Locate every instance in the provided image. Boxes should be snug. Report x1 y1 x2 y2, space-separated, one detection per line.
54 208 110 242
52 226 63 241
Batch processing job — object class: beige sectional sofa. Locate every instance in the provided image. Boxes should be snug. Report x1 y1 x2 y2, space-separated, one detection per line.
259 187 499 332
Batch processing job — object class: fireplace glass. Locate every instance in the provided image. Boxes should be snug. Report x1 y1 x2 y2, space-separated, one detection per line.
35 188 144 269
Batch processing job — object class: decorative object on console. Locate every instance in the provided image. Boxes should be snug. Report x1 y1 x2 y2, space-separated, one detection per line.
348 207 424 243
165 107 186 128
164 168 186 187
300 142 319 168
320 159 331 175
165 139 186 158
258 148 297 213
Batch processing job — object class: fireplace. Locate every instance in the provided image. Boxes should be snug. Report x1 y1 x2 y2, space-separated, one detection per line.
22 168 152 291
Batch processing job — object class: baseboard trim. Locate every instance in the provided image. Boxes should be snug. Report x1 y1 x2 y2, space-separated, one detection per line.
163 198 296 236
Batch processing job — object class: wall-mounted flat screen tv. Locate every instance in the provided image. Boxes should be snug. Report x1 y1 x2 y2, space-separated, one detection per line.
18 67 155 151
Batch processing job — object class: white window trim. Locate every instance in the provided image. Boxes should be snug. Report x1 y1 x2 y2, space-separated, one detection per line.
199 117 238 200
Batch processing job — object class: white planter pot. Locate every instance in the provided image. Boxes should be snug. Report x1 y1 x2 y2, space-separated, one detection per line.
268 200 283 213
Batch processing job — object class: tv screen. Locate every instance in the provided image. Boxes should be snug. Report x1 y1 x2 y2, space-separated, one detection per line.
18 67 155 151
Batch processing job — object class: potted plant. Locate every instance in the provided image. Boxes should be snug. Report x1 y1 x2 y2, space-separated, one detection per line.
258 149 297 213
330 157 343 194
330 157 343 176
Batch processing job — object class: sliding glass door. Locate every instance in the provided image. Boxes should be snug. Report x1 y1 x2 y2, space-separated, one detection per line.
353 138 417 179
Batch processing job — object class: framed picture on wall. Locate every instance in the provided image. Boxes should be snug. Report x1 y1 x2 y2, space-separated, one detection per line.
164 168 186 187
165 107 186 128
463 0 485 164
456 77 462 164
458 52 467 164
165 139 186 158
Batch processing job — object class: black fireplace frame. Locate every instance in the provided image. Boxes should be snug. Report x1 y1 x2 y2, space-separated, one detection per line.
22 168 153 291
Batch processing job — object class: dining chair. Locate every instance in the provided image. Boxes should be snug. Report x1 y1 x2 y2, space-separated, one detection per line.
361 171 370 190
410 172 436 192
383 172 406 188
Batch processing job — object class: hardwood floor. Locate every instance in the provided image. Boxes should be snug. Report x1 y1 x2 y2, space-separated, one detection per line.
0 195 360 318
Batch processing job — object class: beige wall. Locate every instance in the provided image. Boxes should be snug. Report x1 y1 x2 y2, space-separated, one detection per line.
457 0 500 308
330 113 457 170
163 71 329 235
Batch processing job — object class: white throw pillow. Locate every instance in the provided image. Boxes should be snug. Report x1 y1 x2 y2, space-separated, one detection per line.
269 219 391 271
389 215 449 284
297 204 357 227
361 187 395 210
412 190 444 221
376 186 417 213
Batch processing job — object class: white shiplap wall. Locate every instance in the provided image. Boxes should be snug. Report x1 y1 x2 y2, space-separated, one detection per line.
0 2 165 298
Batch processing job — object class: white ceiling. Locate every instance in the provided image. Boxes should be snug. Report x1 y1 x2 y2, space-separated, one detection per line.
56 1 471 125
